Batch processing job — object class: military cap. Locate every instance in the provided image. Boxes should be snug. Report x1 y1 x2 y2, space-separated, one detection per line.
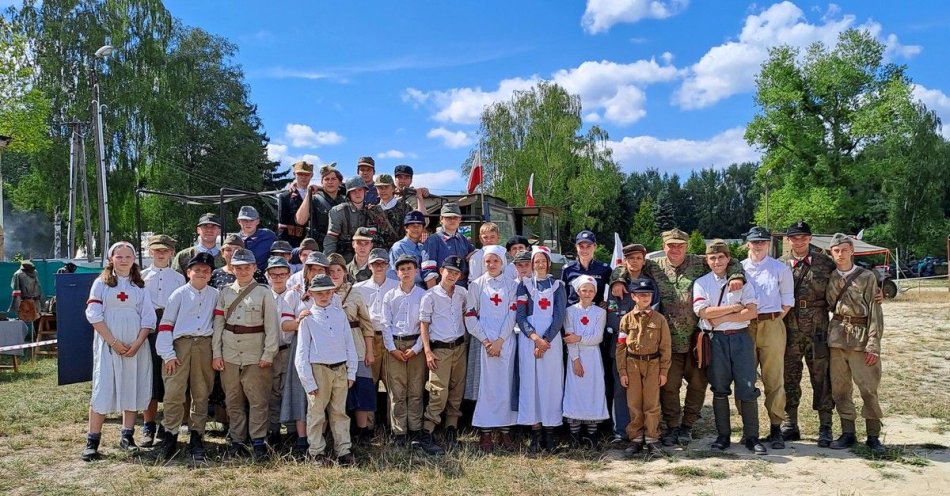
575 230 597 245
394 164 414 177
395 254 419 268
270 240 293 254
299 238 319 251
705 239 731 257
353 227 376 241
147 234 177 251
786 220 812 236
320 163 342 180
266 256 291 272
369 248 389 264
506 235 530 251
345 176 368 193
375 174 395 187
197 212 221 227
441 255 463 272
404 210 426 226
292 160 314 174
630 278 656 294
187 252 216 269
829 233 854 248
745 226 771 242
230 248 256 266
327 252 347 269
513 251 532 263
308 274 337 292
304 251 330 267
661 228 689 244
440 202 462 217
21 260 35 267
223 234 245 248
357 156 376 169
622 243 647 256
237 205 259 221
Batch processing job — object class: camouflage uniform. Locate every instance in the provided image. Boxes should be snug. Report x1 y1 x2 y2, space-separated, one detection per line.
324 199 397 263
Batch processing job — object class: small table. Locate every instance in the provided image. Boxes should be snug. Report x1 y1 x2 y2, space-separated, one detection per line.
0 320 28 372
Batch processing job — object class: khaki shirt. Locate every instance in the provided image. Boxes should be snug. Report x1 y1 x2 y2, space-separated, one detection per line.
172 246 226 275
616 308 672 376
337 282 375 359
826 267 883 355
212 281 279 365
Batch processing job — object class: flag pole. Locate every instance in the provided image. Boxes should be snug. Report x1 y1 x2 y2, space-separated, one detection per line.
479 144 487 221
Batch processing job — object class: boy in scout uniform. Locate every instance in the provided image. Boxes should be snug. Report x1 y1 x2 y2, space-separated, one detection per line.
212 248 280 461
825 233 886 454
617 278 671 456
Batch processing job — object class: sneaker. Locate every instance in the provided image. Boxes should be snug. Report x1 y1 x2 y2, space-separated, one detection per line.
710 435 731 451
158 432 178 460
660 428 677 447
676 425 692 445
337 452 356 467
188 431 206 462
444 426 459 450
416 431 446 456
866 436 887 455
479 432 494 454
624 441 643 457
768 425 786 450
817 426 833 448
139 425 157 447
829 433 857 450
646 442 665 456
744 437 767 455
81 437 101 462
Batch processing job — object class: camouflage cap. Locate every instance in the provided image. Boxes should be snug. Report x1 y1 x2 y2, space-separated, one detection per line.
345 176 368 193
662 228 689 245
705 239 731 257
829 233 854 248
375 174 395 187
320 163 342 180
353 227 376 241
292 160 314 174
147 234 177 250
513 251 532 263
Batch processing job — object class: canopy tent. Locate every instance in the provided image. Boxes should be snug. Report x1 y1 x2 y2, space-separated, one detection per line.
808 234 891 256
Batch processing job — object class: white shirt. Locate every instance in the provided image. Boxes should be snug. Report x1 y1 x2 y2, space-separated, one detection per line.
271 287 296 346
419 283 467 342
287 271 305 291
354 277 399 332
156 284 220 361
142 265 186 309
693 271 758 331
295 303 358 393
382 284 427 353
742 256 794 313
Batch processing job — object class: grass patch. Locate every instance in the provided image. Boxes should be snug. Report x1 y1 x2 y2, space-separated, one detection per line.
667 465 728 479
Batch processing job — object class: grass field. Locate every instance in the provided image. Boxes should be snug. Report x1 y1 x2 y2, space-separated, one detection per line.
1 290 948 495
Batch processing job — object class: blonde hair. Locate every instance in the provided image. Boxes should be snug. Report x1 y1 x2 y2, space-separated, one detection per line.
479 222 500 235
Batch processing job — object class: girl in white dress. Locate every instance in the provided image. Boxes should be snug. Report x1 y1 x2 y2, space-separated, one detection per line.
562 275 609 448
464 245 518 453
81 242 156 461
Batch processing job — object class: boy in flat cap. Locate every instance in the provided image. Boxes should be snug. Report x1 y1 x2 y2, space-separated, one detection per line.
141 234 186 447
212 248 280 461
172 213 226 275
277 160 313 247
155 252 219 461
825 233 886 454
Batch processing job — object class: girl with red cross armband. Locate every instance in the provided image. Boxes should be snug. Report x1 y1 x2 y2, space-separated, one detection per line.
81 242 157 461
562 275 609 449
515 245 566 453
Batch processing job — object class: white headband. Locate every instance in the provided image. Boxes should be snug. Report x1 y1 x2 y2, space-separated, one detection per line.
108 241 137 259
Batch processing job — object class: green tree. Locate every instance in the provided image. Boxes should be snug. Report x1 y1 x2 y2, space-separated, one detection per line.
0 21 52 157
628 197 661 252
687 229 706 255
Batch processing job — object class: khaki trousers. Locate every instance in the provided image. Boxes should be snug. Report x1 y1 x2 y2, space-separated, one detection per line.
221 361 272 442
384 340 426 435
306 363 352 457
830 347 883 434
749 318 787 425
367 334 386 429
269 347 290 430
624 357 661 442
660 351 707 429
423 344 467 432
161 336 214 435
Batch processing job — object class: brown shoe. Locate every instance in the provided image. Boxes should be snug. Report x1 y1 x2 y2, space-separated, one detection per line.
479 432 494 454
497 431 517 451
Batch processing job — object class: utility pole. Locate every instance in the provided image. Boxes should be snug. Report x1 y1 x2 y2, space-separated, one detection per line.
0 134 11 261
91 45 114 263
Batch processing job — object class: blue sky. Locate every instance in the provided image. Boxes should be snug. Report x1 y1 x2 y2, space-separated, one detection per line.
109 1 950 192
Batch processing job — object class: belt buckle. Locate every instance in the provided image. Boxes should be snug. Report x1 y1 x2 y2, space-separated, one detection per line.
842 315 852 324
799 299 808 309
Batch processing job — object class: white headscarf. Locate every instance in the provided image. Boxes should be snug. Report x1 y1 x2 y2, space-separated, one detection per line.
570 274 597 294
483 245 507 269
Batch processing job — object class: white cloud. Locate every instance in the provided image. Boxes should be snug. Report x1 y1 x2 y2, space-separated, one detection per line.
426 127 474 149
287 153 323 168
266 143 288 163
607 127 760 172
412 169 464 192
284 124 344 147
405 57 680 126
377 149 417 159
912 84 950 138
582 0 689 34
674 1 922 110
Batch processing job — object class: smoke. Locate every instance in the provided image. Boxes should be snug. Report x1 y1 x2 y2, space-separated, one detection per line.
2 198 55 260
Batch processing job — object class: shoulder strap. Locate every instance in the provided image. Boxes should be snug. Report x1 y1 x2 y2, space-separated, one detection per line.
831 268 864 313
225 282 259 322
709 283 729 331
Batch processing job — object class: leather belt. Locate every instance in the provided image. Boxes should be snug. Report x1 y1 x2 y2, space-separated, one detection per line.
224 324 265 334
831 314 868 326
318 360 346 369
713 327 748 336
394 334 420 342
349 320 361 329
797 299 827 309
431 336 466 349
626 351 660 361
278 224 306 237
174 335 212 342
278 344 290 351
757 312 782 321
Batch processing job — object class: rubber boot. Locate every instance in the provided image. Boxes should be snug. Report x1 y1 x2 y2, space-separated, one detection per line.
741 401 766 455
817 411 833 448
781 409 801 441
710 396 732 450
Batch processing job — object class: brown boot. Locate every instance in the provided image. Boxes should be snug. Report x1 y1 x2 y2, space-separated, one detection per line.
497 430 517 451
479 431 494 454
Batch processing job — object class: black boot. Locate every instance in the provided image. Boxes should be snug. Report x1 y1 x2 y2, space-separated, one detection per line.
712 397 732 451
252 439 269 462
740 401 766 455
676 425 692 446
781 409 801 441
625 440 643 457
646 441 665 456
158 431 178 460
542 428 557 452
81 436 101 462
188 431 206 461
444 426 459 450
527 430 541 454
866 436 886 455
660 427 677 447
292 437 309 459
119 429 139 453
416 430 445 456
408 430 421 448
817 411 833 448
267 429 282 448
768 424 785 449
830 432 857 450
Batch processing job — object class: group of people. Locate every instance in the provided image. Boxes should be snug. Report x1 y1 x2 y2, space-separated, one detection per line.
78 157 887 467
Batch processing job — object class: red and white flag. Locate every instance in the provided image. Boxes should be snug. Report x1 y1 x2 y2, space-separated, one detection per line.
605 232 623 301
525 173 535 207
467 151 483 194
